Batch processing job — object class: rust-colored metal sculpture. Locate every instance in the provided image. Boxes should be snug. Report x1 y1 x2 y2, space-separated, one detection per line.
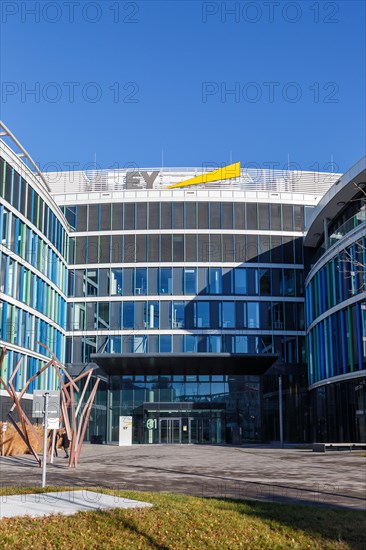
0 343 100 468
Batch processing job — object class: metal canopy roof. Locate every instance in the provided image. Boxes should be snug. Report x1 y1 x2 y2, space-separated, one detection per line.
91 353 278 377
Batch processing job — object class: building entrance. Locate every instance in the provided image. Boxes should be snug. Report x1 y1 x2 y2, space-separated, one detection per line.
159 418 182 444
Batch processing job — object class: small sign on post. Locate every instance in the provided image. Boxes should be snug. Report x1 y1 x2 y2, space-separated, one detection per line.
32 390 60 487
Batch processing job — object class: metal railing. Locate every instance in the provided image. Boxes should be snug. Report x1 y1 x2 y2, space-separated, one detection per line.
44 167 341 196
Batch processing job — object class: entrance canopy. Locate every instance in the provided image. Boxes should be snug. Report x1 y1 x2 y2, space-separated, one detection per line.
91 353 278 377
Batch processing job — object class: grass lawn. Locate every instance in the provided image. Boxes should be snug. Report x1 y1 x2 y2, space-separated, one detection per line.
0 487 365 549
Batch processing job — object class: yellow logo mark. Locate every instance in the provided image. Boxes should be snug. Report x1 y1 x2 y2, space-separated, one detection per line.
166 162 240 189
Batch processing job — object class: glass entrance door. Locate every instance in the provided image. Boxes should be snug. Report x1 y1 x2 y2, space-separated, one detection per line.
159 418 182 444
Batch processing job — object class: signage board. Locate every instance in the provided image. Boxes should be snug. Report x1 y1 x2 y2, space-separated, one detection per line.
119 416 133 446
32 390 60 419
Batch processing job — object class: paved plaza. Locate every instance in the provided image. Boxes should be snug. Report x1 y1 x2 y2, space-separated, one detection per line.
1 445 365 510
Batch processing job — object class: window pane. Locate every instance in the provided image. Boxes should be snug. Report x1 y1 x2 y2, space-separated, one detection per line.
184 268 196 294
148 234 159 262
159 268 172 294
195 301 210 328
136 202 147 230
222 302 235 328
209 202 220 229
136 234 147 262
111 269 123 295
222 203 233 229
161 202 172 229
208 268 222 294
135 268 147 295
173 202 184 229
197 202 208 229
234 268 247 294
123 235 135 262
100 204 111 230
173 235 184 261
270 204 281 231
185 234 197 262
88 205 99 231
124 203 135 230
149 202 160 229
161 235 172 261
258 204 269 230
123 302 134 328
112 203 123 230
246 204 257 229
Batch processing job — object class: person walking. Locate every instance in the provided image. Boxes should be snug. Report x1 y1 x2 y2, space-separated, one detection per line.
61 430 70 458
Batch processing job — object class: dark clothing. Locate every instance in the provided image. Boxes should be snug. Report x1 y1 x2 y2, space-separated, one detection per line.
61 432 70 457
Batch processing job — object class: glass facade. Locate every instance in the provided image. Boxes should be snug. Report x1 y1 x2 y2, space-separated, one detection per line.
4 125 362 445
305 158 366 443
0 152 68 388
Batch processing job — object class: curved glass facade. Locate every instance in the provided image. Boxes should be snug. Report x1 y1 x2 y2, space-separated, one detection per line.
305 157 366 442
0 144 68 392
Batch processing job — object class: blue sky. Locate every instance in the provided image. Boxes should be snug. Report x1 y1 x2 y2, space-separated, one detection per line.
0 0 365 172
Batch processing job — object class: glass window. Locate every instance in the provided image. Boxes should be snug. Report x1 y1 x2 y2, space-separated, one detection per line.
294 205 304 231
112 203 123 230
197 202 208 229
99 235 111 263
185 201 197 228
86 269 98 296
234 268 247 294
135 268 147 295
87 235 99 264
184 268 196 294
258 203 269 230
235 234 246 262
209 202 221 229
198 234 209 262
282 269 295 296
110 303 122 329
246 203 257 229
222 302 235 328
148 267 158 294
148 202 160 229
123 235 135 263
161 202 172 229
136 234 147 262
99 268 110 295
111 269 123 295
100 203 111 230
111 235 122 263
247 302 260 328
184 335 196 352
235 336 248 353
148 234 159 262
160 335 172 352
136 202 147 230
88 204 99 231
159 268 172 294
222 202 233 229
145 301 159 329
173 202 184 229
270 204 281 231
161 235 172 262
123 302 134 328
185 234 197 262
208 268 222 294
259 268 271 295
173 235 184 261
171 302 185 328
222 234 234 262
98 302 110 329
210 234 222 262
282 205 293 231
234 202 245 229
195 301 210 328
124 203 135 230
